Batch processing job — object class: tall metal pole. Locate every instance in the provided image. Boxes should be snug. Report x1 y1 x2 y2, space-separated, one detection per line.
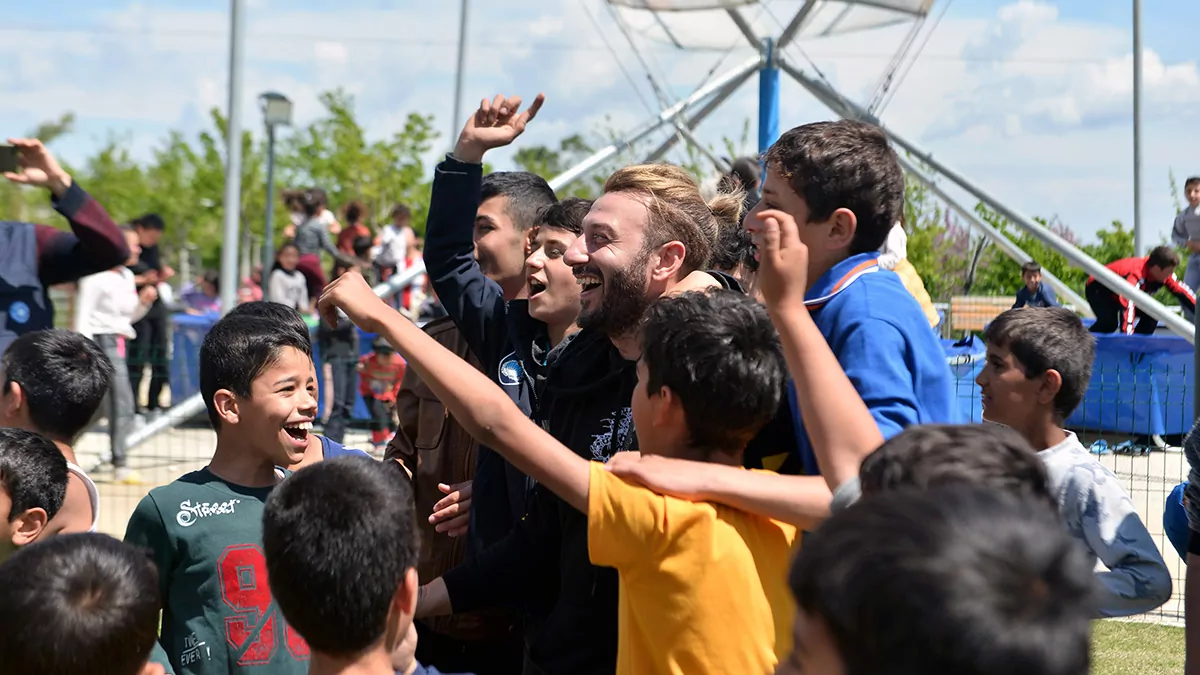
758 37 780 154
219 0 246 317
451 0 469 143
1133 0 1144 257
262 124 277 301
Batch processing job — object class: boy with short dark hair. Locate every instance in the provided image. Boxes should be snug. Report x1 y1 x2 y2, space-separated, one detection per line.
756 120 953 480
323 271 797 674
124 313 317 674
226 301 370 466
0 427 69 561
779 487 1095 675
263 456 427 675
977 306 1171 616
0 329 112 535
1014 261 1059 308
0 533 165 675
1086 245 1195 334
853 423 1056 510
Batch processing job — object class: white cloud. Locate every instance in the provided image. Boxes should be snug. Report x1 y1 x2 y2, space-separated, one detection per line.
313 41 349 66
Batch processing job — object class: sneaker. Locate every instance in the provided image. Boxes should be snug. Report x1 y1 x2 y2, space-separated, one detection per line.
114 467 144 485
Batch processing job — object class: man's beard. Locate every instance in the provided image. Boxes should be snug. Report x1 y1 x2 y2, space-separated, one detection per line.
577 248 653 339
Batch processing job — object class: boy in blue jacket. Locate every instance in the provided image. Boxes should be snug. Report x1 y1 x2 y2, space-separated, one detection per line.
608 120 955 526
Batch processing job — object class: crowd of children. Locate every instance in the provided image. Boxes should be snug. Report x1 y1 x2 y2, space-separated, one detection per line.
0 91 1191 675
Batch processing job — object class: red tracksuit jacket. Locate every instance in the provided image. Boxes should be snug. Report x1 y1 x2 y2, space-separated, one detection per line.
1088 256 1196 334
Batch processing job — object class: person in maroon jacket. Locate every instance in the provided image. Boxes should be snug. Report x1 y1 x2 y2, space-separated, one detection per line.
0 137 129 355
1085 245 1197 335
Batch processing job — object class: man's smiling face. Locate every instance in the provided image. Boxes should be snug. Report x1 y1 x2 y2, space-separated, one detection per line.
564 192 654 337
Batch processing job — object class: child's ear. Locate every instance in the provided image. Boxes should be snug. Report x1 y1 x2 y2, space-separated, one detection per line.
3 381 24 418
212 389 240 425
654 385 684 429
1039 369 1064 406
827 207 858 251
397 567 419 618
10 507 49 547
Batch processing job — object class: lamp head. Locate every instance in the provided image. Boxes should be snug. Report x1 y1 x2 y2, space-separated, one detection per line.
260 92 293 127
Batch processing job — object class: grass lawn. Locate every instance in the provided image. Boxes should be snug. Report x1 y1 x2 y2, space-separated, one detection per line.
1094 620 1185 674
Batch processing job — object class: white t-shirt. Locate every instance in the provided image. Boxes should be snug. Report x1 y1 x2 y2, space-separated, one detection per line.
374 225 411 268
66 461 101 533
269 268 310 311
74 268 149 339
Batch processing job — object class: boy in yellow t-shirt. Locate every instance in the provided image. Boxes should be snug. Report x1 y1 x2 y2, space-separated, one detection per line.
318 205 878 674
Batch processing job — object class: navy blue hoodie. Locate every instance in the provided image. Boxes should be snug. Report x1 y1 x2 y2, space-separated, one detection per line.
423 155 537 554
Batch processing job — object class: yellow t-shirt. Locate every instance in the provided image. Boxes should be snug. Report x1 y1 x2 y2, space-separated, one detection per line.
587 462 797 675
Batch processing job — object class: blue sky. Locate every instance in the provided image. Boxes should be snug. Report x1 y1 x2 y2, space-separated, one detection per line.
1 0 1197 245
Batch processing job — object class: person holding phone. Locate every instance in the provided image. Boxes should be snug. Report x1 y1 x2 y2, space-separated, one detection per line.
0 138 129 356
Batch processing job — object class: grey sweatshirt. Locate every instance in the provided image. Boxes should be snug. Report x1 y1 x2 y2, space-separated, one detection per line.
832 431 1172 617
1039 432 1171 617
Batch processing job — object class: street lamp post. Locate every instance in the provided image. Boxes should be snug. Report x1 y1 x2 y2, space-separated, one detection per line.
260 91 293 301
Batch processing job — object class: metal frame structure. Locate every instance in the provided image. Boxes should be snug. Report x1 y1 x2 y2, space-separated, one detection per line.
550 1 1190 342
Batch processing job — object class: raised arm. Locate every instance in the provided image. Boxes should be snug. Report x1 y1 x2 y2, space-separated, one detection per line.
317 226 360 267
424 93 546 369
318 270 589 512
3 139 129 286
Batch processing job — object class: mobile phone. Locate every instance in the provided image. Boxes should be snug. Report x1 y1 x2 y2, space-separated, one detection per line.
0 144 18 174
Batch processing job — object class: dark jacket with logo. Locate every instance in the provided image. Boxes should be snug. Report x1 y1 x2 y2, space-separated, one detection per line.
423 155 534 554
443 310 636 675
385 316 515 644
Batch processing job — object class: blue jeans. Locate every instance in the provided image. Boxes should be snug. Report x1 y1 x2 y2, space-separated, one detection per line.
323 355 359 444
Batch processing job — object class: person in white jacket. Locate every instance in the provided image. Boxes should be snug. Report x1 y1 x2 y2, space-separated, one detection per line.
74 227 156 483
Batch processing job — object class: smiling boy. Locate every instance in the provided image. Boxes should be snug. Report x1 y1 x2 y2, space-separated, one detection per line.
124 314 317 674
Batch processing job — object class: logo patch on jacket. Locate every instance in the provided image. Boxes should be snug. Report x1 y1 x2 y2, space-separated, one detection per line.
498 352 524 386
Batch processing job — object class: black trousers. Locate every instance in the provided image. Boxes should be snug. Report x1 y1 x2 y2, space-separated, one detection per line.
362 393 396 434
1086 281 1157 335
129 315 171 411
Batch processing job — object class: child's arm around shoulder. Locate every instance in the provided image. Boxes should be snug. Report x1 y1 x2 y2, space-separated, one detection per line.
318 272 590 513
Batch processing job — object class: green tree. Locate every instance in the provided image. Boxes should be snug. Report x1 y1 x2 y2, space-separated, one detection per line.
277 89 437 236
